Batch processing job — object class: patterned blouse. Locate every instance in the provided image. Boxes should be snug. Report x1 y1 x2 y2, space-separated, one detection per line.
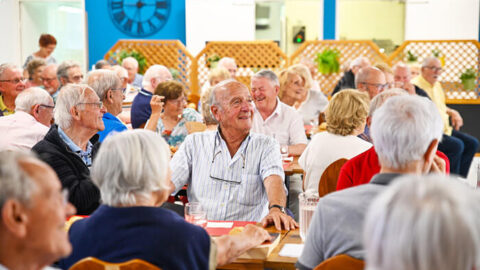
156 108 203 147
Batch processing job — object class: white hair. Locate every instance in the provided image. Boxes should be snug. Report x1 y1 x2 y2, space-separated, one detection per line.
364 174 480 270
368 88 408 117
122 57 139 68
57 60 80 86
392 62 410 74
422 56 439 67
15 87 52 113
0 63 18 80
349 56 369 69
252 69 279 86
217 57 236 68
91 130 171 206
54 84 91 129
141 65 171 89
86 69 121 101
370 95 443 169
111 65 128 78
0 151 38 209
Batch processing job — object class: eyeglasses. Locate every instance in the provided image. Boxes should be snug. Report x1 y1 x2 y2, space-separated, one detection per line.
209 134 248 184
425 66 443 72
167 97 186 106
360 82 388 91
111 88 126 94
39 104 55 109
230 97 254 109
0 78 26 84
41 77 57 82
77 102 103 109
69 75 84 81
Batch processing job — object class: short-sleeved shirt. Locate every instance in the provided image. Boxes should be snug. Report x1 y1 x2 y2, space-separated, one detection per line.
251 99 308 146
130 88 152 128
0 111 49 151
23 54 57 69
297 90 329 125
170 130 285 221
155 108 203 147
97 112 128 142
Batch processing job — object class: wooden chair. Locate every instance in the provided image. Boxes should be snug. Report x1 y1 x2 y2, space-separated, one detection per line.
313 254 364 270
69 257 161 270
185 121 207 134
318 158 348 197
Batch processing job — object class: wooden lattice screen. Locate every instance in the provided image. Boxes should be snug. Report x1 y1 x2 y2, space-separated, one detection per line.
290 40 390 96
104 40 194 93
387 40 480 102
191 41 289 96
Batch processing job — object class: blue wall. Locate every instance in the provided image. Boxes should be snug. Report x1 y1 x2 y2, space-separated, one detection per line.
323 0 336 40
85 0 186 68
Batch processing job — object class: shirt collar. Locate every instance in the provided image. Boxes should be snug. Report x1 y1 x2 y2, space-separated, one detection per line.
139 88 153 96
58 126 93 155
254 97 282 122
215 127 251 159
0 95 14 114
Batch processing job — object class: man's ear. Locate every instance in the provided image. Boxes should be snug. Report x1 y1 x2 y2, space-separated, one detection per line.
422 139 439 173
70 105 81 121
274 85 280 95
366 116 372 128
1 200 29 238
210 105 219 122
30 104 41 119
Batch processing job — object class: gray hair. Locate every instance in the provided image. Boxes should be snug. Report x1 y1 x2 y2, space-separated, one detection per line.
210 78 239 108
121 57 138 68
142 65 172 89
15 87 52 113
355 66 382 88
0 63 17 80
350 56 370 69
111 65 128 78
0 151 38 211
370 95 443 169
364 174 480 270
26 58 46 80
91 130 171 206
86 69 121 101
54 84 91 129
57 60 80 86
252 69 280 87
201 86 218 125
368 88 408 116
422 56 439 67
392 62 410 74
217 57 236 68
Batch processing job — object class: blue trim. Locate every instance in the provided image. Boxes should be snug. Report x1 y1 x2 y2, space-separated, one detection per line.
323 0 336 40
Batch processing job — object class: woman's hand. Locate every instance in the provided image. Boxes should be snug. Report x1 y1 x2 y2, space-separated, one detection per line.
150 95 165 115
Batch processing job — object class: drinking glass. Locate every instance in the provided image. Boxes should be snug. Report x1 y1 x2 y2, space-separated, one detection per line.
185 202 207 228
299 192 320 242
476 162 480 189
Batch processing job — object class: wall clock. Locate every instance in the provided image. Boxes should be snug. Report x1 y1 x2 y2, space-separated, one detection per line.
108 0 171 37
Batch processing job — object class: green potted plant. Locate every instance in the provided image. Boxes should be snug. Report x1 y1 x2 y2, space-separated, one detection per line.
314 49 340 75
406 50 418 63
206 54 221 68
460 68 477 90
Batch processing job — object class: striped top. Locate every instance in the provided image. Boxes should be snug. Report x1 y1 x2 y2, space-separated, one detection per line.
170 130 285 221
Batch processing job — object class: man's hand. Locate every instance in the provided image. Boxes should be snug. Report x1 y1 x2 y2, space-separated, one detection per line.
447 108 463 130
261 207 298 231
240 224 271 246
429 154 446 174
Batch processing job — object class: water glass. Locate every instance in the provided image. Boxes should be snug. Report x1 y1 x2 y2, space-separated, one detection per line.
476 162 480 189
185 202 207 228
299 192 320 242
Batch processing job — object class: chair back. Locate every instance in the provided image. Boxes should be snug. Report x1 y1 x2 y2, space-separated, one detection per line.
318 158 348 197
313 254 364 270
185 121 207 134
69 257 161 270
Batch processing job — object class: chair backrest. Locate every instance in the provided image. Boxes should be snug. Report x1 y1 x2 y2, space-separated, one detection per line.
313 254 365 270
69 257 161 270
318 158 348 197
185 121 207 134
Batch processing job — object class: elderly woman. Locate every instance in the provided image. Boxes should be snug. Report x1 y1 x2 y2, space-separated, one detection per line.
364 174 480 270
145 80 202 147
58 130 270 269
26 58 46 87
279 64 328 125
299 89 372 195
23 34 57 71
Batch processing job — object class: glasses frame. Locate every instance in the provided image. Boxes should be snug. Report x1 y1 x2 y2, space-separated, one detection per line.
39 104 55 109
209 133 249 184
425 66 443 72
76 102 103 109
360 82 388 91
0 78 26 84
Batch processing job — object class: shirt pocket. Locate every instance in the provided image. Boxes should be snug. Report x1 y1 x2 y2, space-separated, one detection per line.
237 174 264 206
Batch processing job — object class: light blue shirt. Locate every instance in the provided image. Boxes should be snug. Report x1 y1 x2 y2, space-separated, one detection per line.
58 126 93 167
170 130 285 221
156 108 202 147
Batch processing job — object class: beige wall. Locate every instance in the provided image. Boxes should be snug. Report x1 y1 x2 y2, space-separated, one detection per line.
285 0 323 55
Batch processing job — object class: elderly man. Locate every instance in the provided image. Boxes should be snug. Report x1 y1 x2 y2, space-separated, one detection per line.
0 151 76 270
412 57 479 177
122 57 143 89
41 64 60 96
87 69 127 142
0 88 53 151
0 63 26 116
171 80 297 230
32 84 106 215
297 95 444 269
392 62 429 97
332 57 370 95
201 57 238 95
355 66 387 100
130 65 172 128
56 61 84 101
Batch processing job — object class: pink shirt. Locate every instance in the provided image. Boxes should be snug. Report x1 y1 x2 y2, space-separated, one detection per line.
0 111 49 151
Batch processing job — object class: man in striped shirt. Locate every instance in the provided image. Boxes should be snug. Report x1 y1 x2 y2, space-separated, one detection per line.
170 80 298 230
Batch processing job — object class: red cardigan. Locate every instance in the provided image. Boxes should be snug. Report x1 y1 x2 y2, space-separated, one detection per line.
336 147 450 191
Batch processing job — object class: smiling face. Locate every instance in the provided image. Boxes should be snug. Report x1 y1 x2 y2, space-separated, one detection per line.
21 158 76 264
31 65 46 86
75 88 106 132
0 68 26 99
211 82 254 135
251 77 278 111
284 73 305 101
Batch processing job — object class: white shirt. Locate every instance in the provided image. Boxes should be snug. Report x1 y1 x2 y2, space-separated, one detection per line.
297 89 329 126
252 99 308 146
0 111 49 152
170 130 285 221
299 132 372 195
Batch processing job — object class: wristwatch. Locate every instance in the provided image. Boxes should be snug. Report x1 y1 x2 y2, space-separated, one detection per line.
280 145 288 155
269 204 286 214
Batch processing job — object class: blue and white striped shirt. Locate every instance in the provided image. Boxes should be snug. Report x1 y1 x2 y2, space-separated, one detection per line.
170 130 285 221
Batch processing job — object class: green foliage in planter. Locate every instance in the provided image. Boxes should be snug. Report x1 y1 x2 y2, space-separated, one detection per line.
460 68 477 90
314 49 340 75
406 50 418 63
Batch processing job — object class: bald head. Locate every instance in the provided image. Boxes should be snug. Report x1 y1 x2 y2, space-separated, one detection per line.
142 65 172 92
350 57 371 75
217 57 237 78
355 67 386 99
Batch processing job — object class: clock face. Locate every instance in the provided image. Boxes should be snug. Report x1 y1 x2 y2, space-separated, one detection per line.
108 0 171 37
